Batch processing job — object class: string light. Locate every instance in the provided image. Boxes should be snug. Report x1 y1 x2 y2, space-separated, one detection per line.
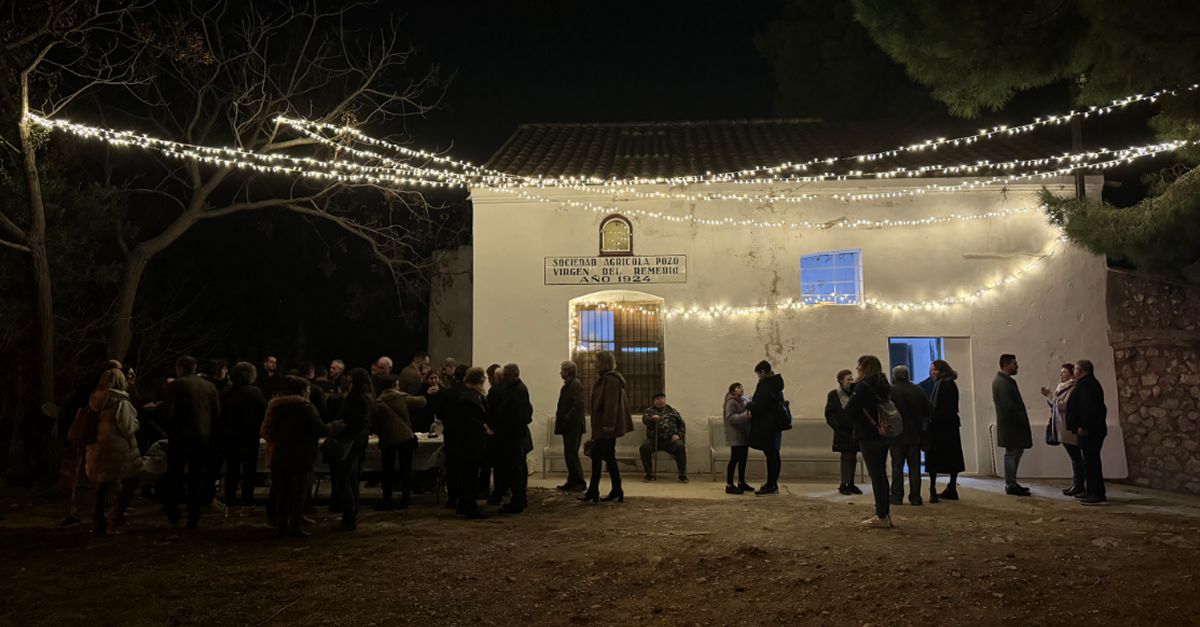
25 113 462 189
278 83 1200 188
565 231 1065 340
499 140 1193 205
493 186 1050 229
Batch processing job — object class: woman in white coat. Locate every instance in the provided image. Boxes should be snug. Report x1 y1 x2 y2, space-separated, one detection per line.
86 368 142 534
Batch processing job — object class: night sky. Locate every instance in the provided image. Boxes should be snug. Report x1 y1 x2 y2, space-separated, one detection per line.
398 2 781 163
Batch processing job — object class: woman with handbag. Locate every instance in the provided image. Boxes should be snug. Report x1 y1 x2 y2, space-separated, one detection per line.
580 350 633 503
843 355 894 528
327 368 374 531
1041 363 1084 496
85 368 143 535
926 359 965 502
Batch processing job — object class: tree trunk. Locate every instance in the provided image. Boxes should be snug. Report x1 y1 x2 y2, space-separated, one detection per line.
18 113 55 412
108 209 203 362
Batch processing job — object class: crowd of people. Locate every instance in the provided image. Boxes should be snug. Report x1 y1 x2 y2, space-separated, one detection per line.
60 351 539 536
59 346 1110 536
807 353 1109 528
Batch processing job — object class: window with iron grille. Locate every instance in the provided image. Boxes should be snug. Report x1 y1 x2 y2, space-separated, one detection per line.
572 303 664 415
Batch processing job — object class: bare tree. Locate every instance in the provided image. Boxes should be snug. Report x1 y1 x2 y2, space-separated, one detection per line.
103 0 451 361
1 1 147 455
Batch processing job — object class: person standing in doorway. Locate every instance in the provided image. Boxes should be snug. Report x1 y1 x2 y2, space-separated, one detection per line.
747 360 785 496
889 365 933 506
1042 363 1083 495
723 383 753 495
581 351 633 503
993 354 1033 496
844 355 895 528
1066 359 1108 506
926 359 965 503
555 361 588 492
824 369 862 495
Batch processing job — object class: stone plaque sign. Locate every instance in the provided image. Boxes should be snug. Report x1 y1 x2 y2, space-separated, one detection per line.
544 255 688 285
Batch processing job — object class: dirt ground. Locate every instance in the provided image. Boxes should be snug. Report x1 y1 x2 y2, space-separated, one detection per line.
2 476 1199 627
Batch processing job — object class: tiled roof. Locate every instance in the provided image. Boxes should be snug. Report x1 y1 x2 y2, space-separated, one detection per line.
484 118 1071 180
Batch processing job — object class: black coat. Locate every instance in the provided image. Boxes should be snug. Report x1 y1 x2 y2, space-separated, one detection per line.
257 371 281 400
555 377 586 435
824 389 857 453
163 374 221 441
845 374 891 443
890 380 933 447
221 383 267 442
268 397 326 473
490 379 533 443
1066 374 1107 437
926 378 965 474
444 387 488 455
334 391 373 457
992 372 1032 449
747 373 785 451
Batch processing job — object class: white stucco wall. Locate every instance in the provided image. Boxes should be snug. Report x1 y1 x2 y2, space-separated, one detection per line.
470 177 1126 479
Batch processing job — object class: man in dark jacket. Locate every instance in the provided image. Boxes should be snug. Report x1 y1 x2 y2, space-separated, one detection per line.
747 360 785 496
220 362 267 513
1066 359 1108 505
555 360 587 491
162 355 221 528
489 363 533 513
257 355 282 400
992 354 1033 496
889 365 933 505
993 350 1032 492
639 393 688 482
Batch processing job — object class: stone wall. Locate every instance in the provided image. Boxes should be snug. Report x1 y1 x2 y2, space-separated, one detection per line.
1108 269 1200 494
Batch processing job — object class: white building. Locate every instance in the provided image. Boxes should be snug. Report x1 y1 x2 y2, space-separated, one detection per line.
459 119 1128 481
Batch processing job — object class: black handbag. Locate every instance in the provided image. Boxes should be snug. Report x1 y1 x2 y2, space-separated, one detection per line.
583 439 595 458
1045 420 1060 446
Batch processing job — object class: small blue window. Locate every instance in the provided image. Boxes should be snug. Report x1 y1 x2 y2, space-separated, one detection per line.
801 249 862 305
578 309 615 351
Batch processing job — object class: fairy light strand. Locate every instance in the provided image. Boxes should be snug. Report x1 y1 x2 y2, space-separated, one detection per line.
278 83 1200 187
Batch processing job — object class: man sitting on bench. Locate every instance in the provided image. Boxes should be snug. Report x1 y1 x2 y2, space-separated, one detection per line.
640 393 687 482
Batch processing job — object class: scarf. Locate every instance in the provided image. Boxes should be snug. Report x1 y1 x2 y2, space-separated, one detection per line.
836 386 851 409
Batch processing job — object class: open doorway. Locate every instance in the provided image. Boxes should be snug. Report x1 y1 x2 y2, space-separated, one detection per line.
888 337 944 384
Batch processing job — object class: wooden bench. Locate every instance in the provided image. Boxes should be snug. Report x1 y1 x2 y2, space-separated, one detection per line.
542 417 662 478
708 417 864 482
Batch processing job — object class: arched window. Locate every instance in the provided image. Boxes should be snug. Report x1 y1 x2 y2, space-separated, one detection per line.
569 291 664 414
599 214 633 256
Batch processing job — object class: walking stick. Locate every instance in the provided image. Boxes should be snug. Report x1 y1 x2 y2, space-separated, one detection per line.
651 422 658 480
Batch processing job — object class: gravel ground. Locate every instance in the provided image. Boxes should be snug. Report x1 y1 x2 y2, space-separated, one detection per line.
2 477 1199 626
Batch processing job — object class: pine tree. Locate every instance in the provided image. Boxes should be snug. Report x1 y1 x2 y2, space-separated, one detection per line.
853 0 1200 280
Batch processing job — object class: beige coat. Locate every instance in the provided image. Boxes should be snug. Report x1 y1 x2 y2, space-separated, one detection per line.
375 389 428 446
85 389 142 483
1047 380 1078 446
